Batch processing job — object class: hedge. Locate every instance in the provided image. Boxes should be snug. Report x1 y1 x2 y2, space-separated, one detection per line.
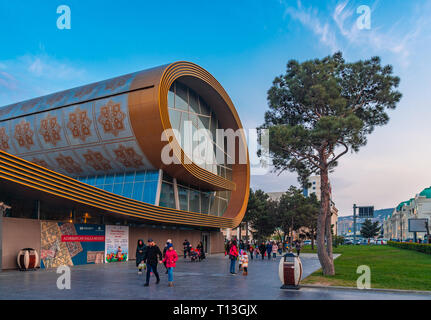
388 241 431 254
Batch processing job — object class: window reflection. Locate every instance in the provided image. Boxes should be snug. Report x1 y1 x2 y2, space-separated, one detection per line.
168 81 233 180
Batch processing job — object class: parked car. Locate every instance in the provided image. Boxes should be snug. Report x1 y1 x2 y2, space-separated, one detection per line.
344 239 353 245
303 240 312 245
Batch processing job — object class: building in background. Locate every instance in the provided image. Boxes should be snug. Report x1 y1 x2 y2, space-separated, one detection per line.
303 176 339 236
0 61 250 269
338 208 393 237
383 186 431 241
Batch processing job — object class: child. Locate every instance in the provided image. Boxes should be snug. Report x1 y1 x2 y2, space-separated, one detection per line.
272 242 278 260
162 243 178 287
248 244 254 260
238 249 243 271
240 250 249 276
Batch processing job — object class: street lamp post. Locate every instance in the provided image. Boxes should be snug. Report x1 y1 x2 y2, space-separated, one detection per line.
353 204 357 245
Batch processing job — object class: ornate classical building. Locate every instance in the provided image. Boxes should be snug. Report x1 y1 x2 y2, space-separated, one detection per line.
383 187 431 241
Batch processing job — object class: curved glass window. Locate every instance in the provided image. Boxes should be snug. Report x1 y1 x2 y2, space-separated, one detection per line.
76 169 159 205
168 81 232 180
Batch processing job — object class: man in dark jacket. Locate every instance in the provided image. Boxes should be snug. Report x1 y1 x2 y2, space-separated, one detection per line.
144 239 163 286
259 242 266 260
183 239 191 258
136 239 147 275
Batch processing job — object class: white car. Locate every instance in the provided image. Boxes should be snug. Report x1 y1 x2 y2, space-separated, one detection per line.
303 240 312 245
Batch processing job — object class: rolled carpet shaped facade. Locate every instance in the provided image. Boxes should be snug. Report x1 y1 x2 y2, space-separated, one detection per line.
0 61 250 228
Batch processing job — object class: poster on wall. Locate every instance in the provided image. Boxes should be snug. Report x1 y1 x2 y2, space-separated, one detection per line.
105 225 129 263
40 222 105 269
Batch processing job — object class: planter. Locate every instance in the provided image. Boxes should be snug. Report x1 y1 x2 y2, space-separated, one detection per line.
17 248 39 271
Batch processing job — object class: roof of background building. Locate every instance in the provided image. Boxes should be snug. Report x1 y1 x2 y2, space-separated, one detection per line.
396 201 410 212
419 187 431 198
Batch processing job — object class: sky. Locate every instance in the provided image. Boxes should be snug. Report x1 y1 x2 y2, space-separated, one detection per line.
1 0 431 216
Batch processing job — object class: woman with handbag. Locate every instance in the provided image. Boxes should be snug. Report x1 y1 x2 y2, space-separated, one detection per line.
228 240 239 275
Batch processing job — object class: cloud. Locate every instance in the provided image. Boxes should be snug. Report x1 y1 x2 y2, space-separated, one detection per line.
0 53 87 105
0 71 18 90
281 0 431 66
284 5 340 52
22 54 86 80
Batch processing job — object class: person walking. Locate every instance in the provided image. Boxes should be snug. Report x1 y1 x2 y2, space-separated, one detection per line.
295 240 302 256
228 240 239 274
183 239 191 258
266 242 272 260
162 243 178 287
225 240 231 256
136 239 147 275
259 242 266 261
272 242 278 260
144 239 163 287
278 242 283 255
163 239 172 274
248 243 254 260
197 241 206 261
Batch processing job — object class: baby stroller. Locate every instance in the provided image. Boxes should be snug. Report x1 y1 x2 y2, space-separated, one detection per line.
190 248 199 262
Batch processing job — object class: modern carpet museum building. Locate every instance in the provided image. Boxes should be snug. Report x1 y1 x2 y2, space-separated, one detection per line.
0 62 249 269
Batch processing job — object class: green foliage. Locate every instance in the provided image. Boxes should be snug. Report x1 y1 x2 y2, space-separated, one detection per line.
246 187 320 243
388 241 431 254
259 52 401 274
245 189 277 240
260 52 402 178
332 235 345 247
360 219 381 239
302 245 431 291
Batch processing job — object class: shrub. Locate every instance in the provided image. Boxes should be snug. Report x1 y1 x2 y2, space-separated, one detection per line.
333 235 345 248
388 241 431 254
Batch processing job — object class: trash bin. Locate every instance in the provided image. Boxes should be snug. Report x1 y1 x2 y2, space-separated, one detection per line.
279 252 302 289
17 248 39 271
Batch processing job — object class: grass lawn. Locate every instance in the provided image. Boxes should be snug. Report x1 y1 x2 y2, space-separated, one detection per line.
301 245 431 291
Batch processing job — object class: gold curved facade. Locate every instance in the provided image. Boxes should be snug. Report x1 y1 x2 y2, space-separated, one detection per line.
0 62 249 228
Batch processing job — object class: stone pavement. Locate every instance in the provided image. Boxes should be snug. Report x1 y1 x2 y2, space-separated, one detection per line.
0 253 429 300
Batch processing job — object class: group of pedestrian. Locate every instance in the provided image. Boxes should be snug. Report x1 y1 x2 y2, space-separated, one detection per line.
135 238 179 287
224 239 304 275
225 240 249 275
136 238 207 287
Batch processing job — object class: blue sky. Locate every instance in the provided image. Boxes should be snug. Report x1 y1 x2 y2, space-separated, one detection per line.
1 0 431 216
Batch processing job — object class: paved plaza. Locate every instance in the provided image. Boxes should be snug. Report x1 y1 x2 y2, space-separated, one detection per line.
0 253 430 300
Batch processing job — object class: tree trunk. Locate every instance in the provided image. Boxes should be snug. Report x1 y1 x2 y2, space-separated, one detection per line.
311 229 315 250
325 213 333 260
317 167 335 275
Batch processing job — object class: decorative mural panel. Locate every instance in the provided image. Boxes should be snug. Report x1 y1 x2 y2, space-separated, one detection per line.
0 86 154 177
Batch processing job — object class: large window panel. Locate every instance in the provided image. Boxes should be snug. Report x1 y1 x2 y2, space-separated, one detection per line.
201 192 210 214
169 108 182 131
178 185 189 211
114 172 124 184
159 182 175 209
132 182 144 202
95 175 105 185
145 170 159 181
143 180 157 204
168 86 175 108
113 183 123 196
175 82 188 111
105 175 114 185
134 171 146 182
189 189 200 213
124 172 135 183
123 183 133 198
